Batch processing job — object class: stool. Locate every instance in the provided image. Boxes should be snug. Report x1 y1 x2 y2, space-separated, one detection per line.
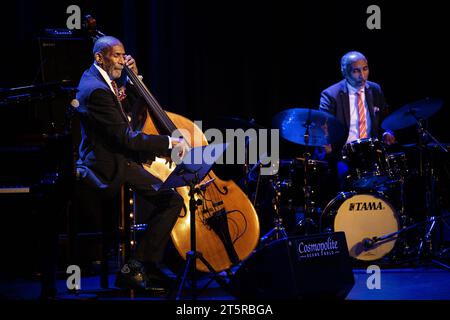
68 181 132 289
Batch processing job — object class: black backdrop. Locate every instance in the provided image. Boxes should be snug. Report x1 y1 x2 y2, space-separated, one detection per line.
1 0 449 156
1 0 450 279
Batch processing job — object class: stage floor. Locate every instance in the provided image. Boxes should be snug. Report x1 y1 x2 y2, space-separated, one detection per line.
1 265 449 301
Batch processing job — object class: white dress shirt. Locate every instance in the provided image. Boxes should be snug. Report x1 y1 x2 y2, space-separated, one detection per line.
94 63 117 94
93 63 173 148
346 83 371 144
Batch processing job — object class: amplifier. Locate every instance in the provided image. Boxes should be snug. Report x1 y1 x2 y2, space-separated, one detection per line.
228 232 355 299
38 37 92 86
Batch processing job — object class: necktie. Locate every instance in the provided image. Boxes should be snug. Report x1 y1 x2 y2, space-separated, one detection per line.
357 90 367 139
111 80 131 129
111 80 127 101
111 80 120 98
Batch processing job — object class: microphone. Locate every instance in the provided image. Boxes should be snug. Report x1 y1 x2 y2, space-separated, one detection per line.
176 167 198 176
362 237 377 250
197 178 215 191
70 99 80 108
63 99 80 133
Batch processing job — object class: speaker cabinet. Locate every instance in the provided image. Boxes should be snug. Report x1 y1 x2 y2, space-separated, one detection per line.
38 37 92 86
229 232 355 299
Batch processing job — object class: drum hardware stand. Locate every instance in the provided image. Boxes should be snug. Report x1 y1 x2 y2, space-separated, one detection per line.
395 177 418 257
407 113 449 270
259 175 288 246
399 177 406 218
412 210 450 269
386 176 408 225
249 155 288 245
296 109 318 235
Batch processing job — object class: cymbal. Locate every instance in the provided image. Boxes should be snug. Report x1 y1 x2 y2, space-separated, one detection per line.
401 143 418 148
382 98 443 131
402 142 450 152
272 108 345 147
279 157 328 166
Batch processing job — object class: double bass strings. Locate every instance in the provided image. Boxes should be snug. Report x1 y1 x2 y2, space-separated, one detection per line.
126 65 251 257
124 65 178 137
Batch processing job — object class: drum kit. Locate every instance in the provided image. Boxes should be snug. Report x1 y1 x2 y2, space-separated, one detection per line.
238 98 449 266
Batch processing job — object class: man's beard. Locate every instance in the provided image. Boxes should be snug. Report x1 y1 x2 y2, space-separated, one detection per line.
108 65 123 79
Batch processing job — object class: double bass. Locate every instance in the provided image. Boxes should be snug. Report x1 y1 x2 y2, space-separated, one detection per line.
83 16 260 272
131 73 260 272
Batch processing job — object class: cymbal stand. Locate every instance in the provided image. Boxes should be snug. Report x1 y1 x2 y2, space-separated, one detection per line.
259 174 288 245
410 112 449 270
296 109 318 235
394 175 419 258
247 154 288 246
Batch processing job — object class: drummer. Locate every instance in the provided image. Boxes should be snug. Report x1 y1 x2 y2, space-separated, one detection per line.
317 51 396 190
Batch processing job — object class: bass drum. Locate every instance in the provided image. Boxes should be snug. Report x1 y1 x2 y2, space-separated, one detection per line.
320 192 400 261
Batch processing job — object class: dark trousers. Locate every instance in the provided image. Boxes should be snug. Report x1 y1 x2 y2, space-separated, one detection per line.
124 161 184 265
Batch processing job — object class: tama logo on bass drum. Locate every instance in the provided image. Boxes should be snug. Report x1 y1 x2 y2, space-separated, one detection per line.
348 201 385 211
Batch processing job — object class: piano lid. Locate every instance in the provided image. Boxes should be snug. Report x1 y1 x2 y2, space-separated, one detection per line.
0 80 76 105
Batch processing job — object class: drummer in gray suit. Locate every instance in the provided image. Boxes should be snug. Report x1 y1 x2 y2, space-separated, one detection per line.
318 51 395 190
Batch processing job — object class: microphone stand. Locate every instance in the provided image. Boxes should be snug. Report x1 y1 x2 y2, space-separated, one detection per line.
363 213 450 270
243 136 250 197
363 219 428 249
173 171 230 300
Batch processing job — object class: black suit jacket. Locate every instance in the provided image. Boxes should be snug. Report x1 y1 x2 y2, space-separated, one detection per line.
319 79 389 152
76 64 169 196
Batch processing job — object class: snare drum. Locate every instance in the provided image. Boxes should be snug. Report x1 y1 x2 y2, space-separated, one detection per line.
342 138 390 189
321 192 400 261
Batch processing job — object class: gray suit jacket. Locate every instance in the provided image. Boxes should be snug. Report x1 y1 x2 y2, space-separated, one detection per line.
319 79 389 153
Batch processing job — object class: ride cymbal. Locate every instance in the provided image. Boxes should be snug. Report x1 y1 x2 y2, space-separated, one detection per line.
382 98 443 131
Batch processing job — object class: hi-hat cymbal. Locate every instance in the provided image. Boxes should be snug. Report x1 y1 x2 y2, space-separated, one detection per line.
382 98 443 131
402 142 450 152
272 108 345 147
279 157 329 166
